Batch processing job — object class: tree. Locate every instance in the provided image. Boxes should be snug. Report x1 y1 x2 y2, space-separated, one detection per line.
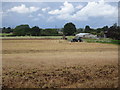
31 26 41 36
2 27 6 33
84 25 91 33
76 28 84 33
102 26 108 32
106 23 120 40
63 22 76 35
13 24 30 36
41 28 59 36
2 27 13 33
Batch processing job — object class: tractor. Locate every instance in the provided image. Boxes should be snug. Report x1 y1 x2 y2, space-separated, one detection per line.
71 36 83 42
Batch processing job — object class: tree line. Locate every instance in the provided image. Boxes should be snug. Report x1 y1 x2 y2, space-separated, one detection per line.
2 22 120 40
2 25 60 36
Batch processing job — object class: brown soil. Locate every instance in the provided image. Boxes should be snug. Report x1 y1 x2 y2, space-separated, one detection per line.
2 40 118 88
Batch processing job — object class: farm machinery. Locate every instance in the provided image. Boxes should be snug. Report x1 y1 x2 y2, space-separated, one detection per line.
71 36 83 42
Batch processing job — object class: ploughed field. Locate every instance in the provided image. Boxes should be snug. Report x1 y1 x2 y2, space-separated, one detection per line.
2 39 118 88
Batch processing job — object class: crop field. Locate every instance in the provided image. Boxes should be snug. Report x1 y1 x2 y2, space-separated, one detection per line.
2 39 119 88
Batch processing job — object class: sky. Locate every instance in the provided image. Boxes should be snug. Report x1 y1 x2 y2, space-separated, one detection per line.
1 0 118 29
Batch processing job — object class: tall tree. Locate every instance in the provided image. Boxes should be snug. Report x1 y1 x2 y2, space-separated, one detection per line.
84 25 91 33
63 22 76 35
13 24 30 36
106 23 120 40
31 26 41 36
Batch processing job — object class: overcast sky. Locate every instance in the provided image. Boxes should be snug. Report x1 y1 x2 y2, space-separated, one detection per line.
1 0 118 29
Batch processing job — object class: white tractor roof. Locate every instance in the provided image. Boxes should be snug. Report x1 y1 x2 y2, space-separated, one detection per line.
76 33 90 36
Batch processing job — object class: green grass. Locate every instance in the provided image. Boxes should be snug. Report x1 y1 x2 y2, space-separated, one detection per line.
66 36 120 45
66 36 74 41
83 38 120 45
0 33 13 36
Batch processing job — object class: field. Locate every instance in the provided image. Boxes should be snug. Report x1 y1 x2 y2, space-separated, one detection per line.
2 39 119 88
1 36 120 45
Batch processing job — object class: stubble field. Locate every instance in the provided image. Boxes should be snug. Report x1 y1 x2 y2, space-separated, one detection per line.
2 39 118 88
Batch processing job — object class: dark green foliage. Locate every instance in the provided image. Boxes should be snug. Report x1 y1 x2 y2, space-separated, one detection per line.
13 25 41 36
2 27 13 33
84 25 91 33
63 22 76 35
76 28 84 33
91 26 108 37
13 24 30 36
4 24 60 36
84 25 96 34
102 26 109 32
41 29 59 36
106 23 120 40
31 26 41 36
2 23 120 40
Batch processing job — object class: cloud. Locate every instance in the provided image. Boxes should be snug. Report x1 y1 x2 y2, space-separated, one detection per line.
47 16 56 22
37 13 45 19
33 18 39 21
0 11 3 22
38 13 43 16
42 7 50 12
48 1 74 15
72 0 117 20
75 5 83 9
28 14 34 17
8 4 39 14
48 0 117 21
0 11 3 14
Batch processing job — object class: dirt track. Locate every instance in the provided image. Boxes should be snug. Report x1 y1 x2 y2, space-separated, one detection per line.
2 39 118 88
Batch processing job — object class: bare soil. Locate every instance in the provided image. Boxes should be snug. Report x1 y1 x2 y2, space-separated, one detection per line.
2 39 118 88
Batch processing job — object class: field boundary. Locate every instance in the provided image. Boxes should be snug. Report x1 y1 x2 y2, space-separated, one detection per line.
2 38 61 40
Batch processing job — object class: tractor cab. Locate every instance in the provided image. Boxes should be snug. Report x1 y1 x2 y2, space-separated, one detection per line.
71 36 82 42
